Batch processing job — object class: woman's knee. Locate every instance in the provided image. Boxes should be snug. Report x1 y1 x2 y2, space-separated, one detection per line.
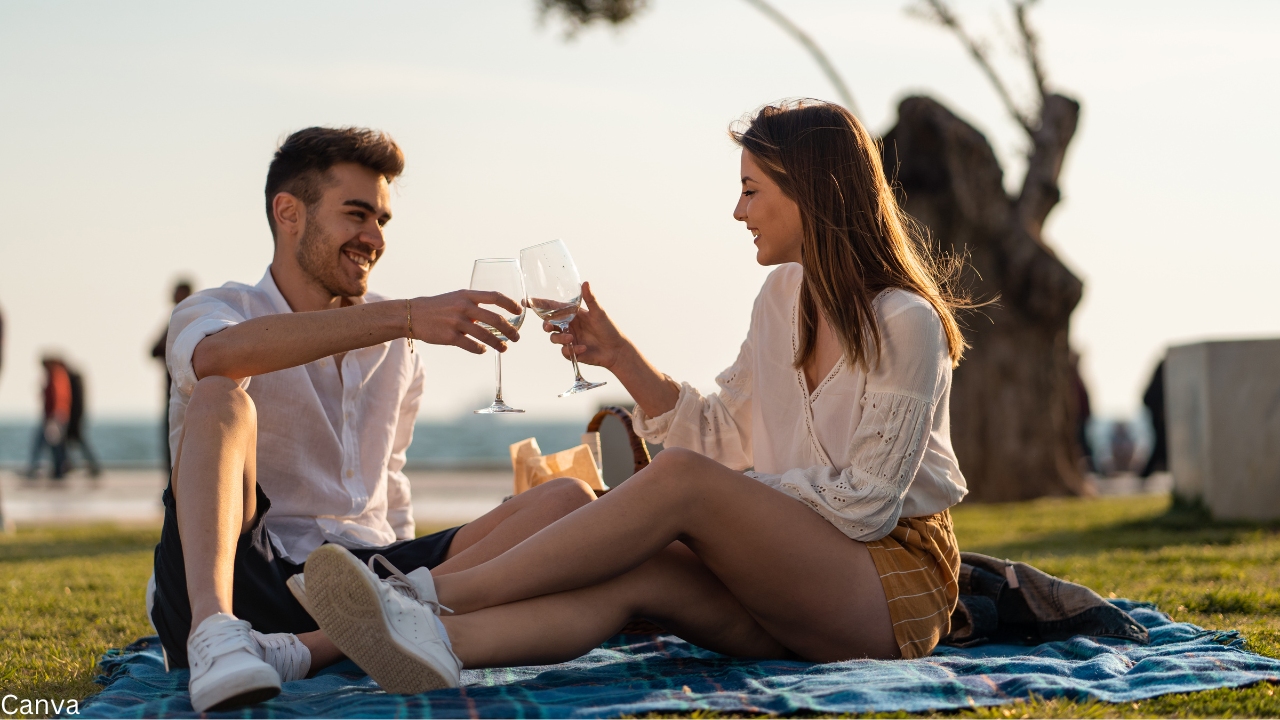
635 448 716 491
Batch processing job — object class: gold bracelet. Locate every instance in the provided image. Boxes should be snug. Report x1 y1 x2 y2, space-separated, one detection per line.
405 299 414 354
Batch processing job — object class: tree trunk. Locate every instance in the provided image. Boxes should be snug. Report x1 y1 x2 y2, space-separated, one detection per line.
882 95 1087 502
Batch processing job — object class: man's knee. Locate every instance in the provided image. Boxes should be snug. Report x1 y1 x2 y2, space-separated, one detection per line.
187 376 255 428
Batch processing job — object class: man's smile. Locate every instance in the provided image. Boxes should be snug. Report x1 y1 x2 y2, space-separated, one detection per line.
343 247 373 273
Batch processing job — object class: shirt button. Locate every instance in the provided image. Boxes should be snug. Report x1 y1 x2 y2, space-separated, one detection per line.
345 469 354 478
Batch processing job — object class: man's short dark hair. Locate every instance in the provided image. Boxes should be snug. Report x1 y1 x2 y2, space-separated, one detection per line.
264 127 405 238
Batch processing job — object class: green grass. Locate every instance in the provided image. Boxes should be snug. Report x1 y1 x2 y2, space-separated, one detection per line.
1 497 1277 717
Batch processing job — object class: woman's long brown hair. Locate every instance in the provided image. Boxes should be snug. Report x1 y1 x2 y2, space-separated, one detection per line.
731 100 968 370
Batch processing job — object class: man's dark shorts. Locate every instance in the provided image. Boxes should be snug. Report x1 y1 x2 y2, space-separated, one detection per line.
151 483 462 668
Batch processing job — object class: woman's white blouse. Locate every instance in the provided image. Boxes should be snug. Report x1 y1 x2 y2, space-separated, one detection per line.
631 264 967 542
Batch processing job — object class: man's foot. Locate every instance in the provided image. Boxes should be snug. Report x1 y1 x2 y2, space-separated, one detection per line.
251 630 312 682
187 613 281 712
304 544 461 694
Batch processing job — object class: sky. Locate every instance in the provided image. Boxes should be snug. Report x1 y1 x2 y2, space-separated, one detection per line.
1 0 1277 422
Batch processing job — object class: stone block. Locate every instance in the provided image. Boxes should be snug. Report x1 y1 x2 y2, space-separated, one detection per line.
1165 339 1280 520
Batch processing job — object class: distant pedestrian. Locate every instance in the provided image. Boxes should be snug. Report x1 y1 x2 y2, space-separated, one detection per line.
26 356 72 479
1140 360 1167 477
1068 351 1097 474
65 364 102 477
151 280 193 473
1109 421 1136 476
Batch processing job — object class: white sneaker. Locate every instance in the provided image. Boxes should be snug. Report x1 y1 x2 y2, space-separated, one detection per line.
186 613 281 712
286 573 311 614
304 544 461 694
251 630 312 682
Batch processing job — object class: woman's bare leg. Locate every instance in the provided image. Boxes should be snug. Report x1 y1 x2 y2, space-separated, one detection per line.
443 542 791 668
434 448 899 661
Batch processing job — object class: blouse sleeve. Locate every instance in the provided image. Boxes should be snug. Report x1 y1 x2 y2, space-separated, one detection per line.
758 300 951 541
631 334 755 472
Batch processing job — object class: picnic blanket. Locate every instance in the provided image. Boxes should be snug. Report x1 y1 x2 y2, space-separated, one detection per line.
79 601 1279 718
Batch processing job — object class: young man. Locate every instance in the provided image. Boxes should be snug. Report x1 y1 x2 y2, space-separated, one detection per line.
152 127 595 713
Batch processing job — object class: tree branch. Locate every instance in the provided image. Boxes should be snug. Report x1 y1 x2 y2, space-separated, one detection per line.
910 0 1034 136
740 0 860 118
1011 0 1047 103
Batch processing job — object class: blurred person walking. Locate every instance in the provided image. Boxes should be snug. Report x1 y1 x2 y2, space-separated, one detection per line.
26 356 72 479
1139 361 1167 478
64 363 102 477
151 280 193 473
1108 421 1136 476
1068 352 1097 474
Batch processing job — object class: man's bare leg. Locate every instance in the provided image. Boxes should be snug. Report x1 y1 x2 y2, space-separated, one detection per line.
294 477 596 671
435 477 596 574
171 376 259 632
171 378 596 671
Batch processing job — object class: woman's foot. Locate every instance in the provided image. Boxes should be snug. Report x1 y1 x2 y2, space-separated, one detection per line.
304 544 462 693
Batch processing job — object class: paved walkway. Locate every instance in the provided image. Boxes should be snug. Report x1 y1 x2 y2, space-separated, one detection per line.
0 468 512 528
0 468 1173 530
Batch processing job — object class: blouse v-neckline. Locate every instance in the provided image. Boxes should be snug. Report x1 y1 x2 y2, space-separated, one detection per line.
790 284 846 405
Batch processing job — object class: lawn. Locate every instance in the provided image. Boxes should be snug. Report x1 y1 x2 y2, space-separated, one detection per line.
1 494 1277 718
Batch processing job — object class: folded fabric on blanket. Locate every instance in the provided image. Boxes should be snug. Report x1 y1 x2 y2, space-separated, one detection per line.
81 601 1279 719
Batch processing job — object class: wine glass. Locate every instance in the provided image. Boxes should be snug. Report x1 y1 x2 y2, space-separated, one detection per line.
471 258 526 414
519 239 606 397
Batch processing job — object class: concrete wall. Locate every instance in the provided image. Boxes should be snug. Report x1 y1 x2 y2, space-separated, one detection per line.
1166 339 1280 520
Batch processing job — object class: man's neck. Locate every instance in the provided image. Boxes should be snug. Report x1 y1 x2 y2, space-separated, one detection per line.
269 261 348 313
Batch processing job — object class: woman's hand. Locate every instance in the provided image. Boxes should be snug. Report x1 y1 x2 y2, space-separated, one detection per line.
549 281 681 417
545 282 630 370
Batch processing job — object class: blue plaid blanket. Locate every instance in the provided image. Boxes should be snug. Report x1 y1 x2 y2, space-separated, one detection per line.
80 602 1279 718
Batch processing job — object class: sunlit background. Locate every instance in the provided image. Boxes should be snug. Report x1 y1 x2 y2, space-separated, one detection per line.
2 0 1277 429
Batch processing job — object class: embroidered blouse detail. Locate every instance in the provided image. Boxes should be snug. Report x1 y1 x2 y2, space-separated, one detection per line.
632 264 967 542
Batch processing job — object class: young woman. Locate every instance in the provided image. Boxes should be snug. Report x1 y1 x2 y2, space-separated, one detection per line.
303 100 971 691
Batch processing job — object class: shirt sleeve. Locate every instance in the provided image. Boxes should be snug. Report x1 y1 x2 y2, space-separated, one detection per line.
165 291 251 399
756 301 951 541
385 349 423 540
631 333 755 472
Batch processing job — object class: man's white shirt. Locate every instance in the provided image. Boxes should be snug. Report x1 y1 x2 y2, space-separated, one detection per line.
166 267 422 563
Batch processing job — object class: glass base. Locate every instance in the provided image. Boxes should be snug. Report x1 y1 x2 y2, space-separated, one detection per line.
558 379 607 397
475 401 525 414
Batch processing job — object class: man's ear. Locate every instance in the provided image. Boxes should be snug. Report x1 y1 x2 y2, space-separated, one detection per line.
273 192 305 243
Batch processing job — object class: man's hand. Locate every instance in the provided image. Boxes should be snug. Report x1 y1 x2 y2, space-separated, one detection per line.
412 290 522 354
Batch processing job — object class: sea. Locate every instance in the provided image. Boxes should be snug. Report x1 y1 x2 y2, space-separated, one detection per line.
0 417 591 470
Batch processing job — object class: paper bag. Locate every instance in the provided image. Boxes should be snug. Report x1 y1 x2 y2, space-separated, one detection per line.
510 438 542 495
509 438 606 494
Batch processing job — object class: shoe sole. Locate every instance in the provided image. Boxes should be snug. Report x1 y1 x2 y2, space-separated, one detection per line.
204 685 281 713
286 574 311 614
191 667 280 713
305 544 453 694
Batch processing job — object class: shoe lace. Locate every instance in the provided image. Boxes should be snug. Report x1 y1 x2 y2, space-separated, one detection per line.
252 631 310 683
191 617 256 665
368 554 453 615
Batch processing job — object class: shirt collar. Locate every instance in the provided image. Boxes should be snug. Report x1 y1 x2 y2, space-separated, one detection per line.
257 265 370 315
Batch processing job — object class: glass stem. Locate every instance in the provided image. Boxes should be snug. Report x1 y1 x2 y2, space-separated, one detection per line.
494 350 505 404
560 323 587 381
